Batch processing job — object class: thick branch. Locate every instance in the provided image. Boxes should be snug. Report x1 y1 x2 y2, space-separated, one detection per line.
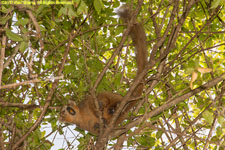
0 32 6 86
0 76 63 90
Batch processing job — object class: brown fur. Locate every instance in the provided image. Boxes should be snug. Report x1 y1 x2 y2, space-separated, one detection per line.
59 6 148 135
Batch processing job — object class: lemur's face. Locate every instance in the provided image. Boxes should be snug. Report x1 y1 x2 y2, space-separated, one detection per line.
59 101 79 124
59 101 101 135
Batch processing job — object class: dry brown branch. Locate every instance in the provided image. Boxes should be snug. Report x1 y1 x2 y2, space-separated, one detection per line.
113 134 126 150
0 124 4 150
149 0 178 66
174 113 189 150
0 75 63 90
165 102 212 149
203 113 218 150
0 101 60 110
0 29 7 86
3 45 19 69
25 9 44 50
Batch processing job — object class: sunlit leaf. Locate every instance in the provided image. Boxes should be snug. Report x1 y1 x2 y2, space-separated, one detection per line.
197 67 213 74
211 0 222 9
202 111 214 124
190 71 198 89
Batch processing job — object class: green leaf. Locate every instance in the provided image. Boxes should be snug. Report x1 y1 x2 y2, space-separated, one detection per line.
77 0 87 15
156 130 163 139
136 135 155 147
64 65 76 75
94 0 104 14
58 7 67 17
218 116 224 125
43 142 52 149
19 42 28 52
14 18 29 26
5 29 23 42
114 73 122 88
69 49 77 63
1 6 12 13
68 6 77 17
72 0 81 7
87 58 103 71
202 110 214 124
186 67 195 74
216 127 223 136
211 0 222 9
36 5 48 15
0 16 11 25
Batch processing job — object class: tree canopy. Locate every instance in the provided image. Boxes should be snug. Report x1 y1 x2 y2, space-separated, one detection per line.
0 0 225 149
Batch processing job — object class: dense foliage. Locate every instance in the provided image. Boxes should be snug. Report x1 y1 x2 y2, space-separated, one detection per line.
0 0 224 149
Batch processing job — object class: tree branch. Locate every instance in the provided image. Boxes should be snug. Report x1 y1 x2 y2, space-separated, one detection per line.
111 73 225 138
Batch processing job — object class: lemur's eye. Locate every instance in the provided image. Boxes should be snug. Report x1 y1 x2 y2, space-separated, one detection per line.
66 107 76 115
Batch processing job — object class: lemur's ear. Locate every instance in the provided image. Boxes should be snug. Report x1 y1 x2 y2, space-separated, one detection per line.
117 4 133 22
68 100 76 106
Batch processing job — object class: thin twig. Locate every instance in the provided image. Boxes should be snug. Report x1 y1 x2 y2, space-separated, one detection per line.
3 44 19 69
26 10 44 50
0 76 63 90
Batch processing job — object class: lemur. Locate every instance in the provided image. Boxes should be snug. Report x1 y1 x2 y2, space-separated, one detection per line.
59 6 148 135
